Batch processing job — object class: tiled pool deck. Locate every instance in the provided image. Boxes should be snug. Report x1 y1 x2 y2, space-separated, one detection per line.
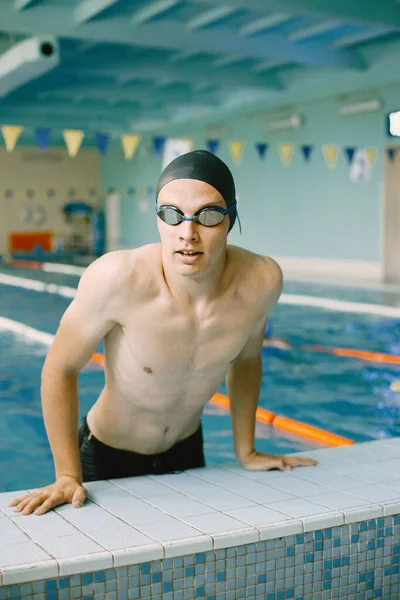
1 439 400 599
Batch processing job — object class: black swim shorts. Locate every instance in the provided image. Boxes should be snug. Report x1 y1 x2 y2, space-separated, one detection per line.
78 415 206 482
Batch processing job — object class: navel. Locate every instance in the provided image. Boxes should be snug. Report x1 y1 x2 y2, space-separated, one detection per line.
164 427 169 434
143 366 153 374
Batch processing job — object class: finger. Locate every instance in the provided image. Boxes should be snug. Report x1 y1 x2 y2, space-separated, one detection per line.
287 457 317 467
265 458 291 472
34 497 63 515
20 497 49 515
13 496 39 512
8 495 29 507
72 487 88 508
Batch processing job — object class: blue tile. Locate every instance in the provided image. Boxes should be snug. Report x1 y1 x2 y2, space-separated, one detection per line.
163 582 173 593
385 527 393 536
46 593 57 600
196 553 206 564
359 573 367 583
45 581 57 592
376 529 384 538
323 529 332 539
323 571 331 581
185 566 195 577
216 572 226 582
333 558 340 568
82 573 93 585
368 541 375 550
267 595 275 600
296 535 304 544
152 573 162 583
314 531 323 541
287 547 295 557
0 589 6 600
286 591 294 599
305 554 314 564
324 560 332 569
106 569 117 580
257 574 266 584
374 589 382 597
94 572 105 583
315 541 323 551
333 538 341 548
360 522 368 532
323 580 332 590
141 564 151 575
196 587 205 598
58 577 70 589
368 520 376 530
34 582 45 593
277 592 285 600
377 539 384 549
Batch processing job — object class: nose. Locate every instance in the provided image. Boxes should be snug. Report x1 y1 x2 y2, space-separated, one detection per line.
179 218 199 242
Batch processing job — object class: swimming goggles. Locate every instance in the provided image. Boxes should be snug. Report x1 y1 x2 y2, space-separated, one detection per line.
155 201 237 227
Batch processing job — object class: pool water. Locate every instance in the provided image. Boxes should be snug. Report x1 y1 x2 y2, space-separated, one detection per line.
1 266 400 492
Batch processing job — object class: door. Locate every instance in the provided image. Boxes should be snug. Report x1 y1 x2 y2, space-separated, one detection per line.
383 148 400 284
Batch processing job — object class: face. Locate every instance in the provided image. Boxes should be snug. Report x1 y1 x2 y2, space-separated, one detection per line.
156 178 229 277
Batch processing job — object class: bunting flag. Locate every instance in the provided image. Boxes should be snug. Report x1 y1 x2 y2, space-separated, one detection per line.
279 143 294 166
206 139 220 155
121 134 141 159
1 125 23 152
95 132 110 155
344 147 356 164
228 141 245 164
386 148 397 163
63 129 84 157
153 136 166 156
301 145 313 162
35 128 51 150
255 142 268 159
322 145 339 169
365 147 377 167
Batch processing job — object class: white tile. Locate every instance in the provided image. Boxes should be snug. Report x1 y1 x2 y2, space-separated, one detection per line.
381 479 400 492
380 500 400 517
213 529 259 550
377 458 400 473
302 512 344 533
82 525 159 551
1 560 58 586
35 533 107 558
183 486 256 511
344 505 383 524
259 519 303 541
10 511 79 540
266 477 333 498
182 512 256 535
149 472 208 492
58 552 113 577
308 492 374 510
0 517 31 545
361 443 400 460
145 493 215 518
329 464 399 484
134 515 208 542
266 498 339 518
111 477 172 498
346 483 400 503
84 480 120 493
163 535 213 558
92 497 168 525
224 505 293 527
112 544 164 568
0 541 54 568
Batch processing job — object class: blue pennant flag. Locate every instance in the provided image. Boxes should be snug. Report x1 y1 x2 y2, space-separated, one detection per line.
255 142 268 159
345 147 356 164
153 137 166 156
301 145 313 162
206 139 220 155
387 148 397 163
35 128 51 150
95 132 110 155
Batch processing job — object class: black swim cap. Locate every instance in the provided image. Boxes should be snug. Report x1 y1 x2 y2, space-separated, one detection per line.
156 149 237 232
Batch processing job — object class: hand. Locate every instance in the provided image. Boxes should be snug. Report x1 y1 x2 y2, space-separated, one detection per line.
8 475 88 516
241 450 317 471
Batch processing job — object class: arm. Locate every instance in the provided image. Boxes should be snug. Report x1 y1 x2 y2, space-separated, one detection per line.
227 258 316 472
10 252 128 514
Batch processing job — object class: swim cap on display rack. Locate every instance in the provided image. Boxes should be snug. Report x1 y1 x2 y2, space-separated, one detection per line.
156 150 238 232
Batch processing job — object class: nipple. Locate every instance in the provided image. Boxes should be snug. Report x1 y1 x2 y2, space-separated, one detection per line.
143 366 153 374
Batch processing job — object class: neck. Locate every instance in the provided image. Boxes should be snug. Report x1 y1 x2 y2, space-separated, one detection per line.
161 247 228 305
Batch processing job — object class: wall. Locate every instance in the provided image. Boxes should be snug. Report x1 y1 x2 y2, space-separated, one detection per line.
100 82 400 273
0 146 101 254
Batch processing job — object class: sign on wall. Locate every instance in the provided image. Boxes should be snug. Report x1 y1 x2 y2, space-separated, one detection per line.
162 138 194 171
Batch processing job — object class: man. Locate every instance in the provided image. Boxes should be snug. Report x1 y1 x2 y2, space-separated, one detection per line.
10 150 315 516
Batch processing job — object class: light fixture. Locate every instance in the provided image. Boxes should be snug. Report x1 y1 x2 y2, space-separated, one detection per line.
388 110 400 137
339 99 382 116
265 114 303 131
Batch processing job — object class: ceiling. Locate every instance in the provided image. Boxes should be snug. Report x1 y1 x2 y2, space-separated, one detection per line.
0 0 399 135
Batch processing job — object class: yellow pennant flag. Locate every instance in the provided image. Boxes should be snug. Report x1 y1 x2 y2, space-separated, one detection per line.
2 125 23 152
63 129 84 157
279 143 294 166
365 147 377 167
121 134 141 160
228 141 244 164
322 145 339 169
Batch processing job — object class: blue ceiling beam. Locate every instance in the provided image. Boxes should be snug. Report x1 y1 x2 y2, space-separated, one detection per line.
0 4 367 70
74 0 123 25
186 6 237 31
131 0 182 26
288 19 345 42
188 0 400 29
